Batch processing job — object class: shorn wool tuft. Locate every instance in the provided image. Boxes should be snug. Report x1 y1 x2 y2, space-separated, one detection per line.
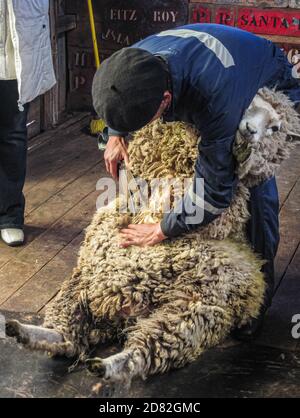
8 88 300 382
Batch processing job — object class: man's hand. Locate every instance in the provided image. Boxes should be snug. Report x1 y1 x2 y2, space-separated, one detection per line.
119 223 167 248
104 136 129 179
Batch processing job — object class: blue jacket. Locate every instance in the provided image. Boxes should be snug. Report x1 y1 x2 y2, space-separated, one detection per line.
108 23 294 238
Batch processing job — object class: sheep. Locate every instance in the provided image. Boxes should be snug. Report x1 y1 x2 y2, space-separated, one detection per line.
6 87 300 383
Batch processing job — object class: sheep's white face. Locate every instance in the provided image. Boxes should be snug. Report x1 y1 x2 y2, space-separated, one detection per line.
238 95 282 142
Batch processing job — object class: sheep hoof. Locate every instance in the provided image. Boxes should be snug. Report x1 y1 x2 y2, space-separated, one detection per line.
6 320 64 346
6 320 30 344
86 357 107 378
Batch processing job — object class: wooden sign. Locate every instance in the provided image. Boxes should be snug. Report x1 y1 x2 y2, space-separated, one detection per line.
237 8 300 37
98 0 189 45
191 4 300 37
189 0 289 7
107 0 188 26
67 0 189 51
66 0 189 110
191 5 237 25
215 7 236 26
191 6 211 23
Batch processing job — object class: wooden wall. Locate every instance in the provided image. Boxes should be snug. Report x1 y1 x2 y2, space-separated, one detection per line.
64 0 300 111
27 0 76 139
65 0 189 110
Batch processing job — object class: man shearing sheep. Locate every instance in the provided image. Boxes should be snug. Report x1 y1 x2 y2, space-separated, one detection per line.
92 24 300 340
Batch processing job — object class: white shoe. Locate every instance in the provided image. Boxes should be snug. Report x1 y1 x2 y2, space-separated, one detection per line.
1 228 24 247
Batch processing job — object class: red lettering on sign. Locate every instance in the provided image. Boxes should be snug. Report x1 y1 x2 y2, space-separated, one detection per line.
215 8 235 26
237 8 300 37
192 6 211 24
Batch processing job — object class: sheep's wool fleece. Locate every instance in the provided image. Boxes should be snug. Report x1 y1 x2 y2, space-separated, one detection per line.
40 88 299 377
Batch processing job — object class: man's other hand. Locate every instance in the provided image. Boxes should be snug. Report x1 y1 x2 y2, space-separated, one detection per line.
119 223 167 248
104 136 129 179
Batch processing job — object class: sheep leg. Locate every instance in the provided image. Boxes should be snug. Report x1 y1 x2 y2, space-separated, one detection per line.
5 319 78 358
87 299 233 382
86 303 196 382
123 301 232 378
6 320 64 345
86 301 201 382
86 348 145 382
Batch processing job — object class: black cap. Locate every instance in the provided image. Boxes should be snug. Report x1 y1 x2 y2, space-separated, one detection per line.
92 48 169 132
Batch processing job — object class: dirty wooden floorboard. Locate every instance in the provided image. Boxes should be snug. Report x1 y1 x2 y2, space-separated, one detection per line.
0 113 102 311
0 311 299 398
0 115 299 397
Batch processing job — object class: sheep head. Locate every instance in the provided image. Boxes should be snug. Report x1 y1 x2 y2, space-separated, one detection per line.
234 87 300 188
238 94 282 142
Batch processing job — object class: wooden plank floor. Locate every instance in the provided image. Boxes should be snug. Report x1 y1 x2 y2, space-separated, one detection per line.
0 113 106 313
1 315 299 397
0 115 299 353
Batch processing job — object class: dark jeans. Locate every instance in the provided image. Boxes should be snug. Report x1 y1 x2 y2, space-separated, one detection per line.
247 176 280 309
0 80 29 229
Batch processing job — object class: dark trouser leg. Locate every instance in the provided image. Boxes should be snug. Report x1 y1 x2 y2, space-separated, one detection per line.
233 177 280 340
246 176 280 308
0 80 29 229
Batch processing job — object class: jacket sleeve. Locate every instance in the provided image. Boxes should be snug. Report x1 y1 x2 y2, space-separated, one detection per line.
160 110 239 238
108 127 129 137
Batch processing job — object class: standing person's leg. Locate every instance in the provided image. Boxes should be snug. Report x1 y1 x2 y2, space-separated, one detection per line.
234 176 280 341
0 80 29 245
